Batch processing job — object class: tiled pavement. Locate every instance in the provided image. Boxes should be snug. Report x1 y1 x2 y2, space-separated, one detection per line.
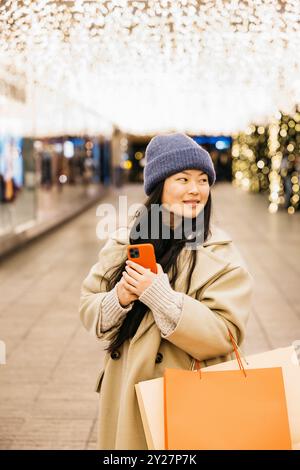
0 182 299 450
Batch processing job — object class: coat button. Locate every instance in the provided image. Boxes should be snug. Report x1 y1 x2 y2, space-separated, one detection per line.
111 350 121 360
155 352 163 364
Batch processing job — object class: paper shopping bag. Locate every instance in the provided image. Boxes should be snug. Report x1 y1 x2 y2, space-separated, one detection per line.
203 344 300 447
135 376 164 450
135 345 299 450
164 366 292 450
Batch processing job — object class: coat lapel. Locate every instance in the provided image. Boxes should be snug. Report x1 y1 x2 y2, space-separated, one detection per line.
174 246 231 297
178 224 233 296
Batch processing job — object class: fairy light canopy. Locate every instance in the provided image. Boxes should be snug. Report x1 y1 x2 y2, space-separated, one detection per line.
0 0 299 137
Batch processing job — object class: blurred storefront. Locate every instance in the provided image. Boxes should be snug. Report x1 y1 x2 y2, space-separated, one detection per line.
0 133 112 257
193 136 233 183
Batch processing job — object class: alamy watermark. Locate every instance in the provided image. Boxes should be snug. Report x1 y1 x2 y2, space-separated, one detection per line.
96 196 205 250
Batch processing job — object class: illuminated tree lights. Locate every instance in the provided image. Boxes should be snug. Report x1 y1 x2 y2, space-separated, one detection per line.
232 124 271 194
232 106 300 214
277 108 300 214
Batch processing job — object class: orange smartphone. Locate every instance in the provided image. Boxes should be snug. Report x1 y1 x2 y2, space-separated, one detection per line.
127 243 157 274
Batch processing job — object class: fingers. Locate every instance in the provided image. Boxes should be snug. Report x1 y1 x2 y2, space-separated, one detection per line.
119 277 131 290
122 271 138 287
124 265 141 281
120 276 138 294
126 260 146 274
125 282 138 295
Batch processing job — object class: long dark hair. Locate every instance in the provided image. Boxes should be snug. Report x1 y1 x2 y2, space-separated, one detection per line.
102 181 212 353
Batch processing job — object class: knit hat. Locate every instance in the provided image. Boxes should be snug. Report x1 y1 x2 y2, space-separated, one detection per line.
143 133 216 196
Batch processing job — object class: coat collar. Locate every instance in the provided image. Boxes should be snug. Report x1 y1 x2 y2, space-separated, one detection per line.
201 225 232 247
111 224 233 344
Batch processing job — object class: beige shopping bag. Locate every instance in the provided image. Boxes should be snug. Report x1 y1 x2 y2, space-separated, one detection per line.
135 376 164 450
135 345 300 450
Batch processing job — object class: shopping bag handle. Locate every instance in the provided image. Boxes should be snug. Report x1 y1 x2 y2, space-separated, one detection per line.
194 328 247 378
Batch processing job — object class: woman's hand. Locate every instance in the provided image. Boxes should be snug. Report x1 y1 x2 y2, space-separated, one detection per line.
116 278 139 307
121 260 164 297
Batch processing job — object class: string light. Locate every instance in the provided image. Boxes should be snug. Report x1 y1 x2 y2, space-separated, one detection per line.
268 117 281 213
233 105 300 214
232 124 270 193
277 106 300 213
0 0 300 136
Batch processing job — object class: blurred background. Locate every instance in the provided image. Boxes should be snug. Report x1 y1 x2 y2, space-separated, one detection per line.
0 0 300 450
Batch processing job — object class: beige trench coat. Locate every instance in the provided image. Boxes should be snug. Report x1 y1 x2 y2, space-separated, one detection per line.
79 224 254 450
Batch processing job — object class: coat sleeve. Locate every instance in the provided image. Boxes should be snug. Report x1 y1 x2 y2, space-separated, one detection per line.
78 236 127 342
162 265 254 362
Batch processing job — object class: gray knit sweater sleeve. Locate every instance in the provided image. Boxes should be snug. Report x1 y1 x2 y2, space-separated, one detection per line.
139 273 183 336
99 275 183 337
98 283 134 334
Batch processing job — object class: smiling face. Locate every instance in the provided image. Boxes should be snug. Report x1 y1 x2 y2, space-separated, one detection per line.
161 169 210 222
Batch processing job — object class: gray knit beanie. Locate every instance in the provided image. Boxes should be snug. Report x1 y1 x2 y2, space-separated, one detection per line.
143 133 216 196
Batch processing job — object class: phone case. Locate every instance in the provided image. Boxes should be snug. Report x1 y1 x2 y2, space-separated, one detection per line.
127 243 157 274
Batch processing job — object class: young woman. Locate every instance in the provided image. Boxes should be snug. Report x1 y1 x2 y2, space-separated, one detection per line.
79 133 253 450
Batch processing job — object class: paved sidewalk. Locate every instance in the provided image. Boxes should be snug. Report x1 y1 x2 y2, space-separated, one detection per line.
0 182 299 449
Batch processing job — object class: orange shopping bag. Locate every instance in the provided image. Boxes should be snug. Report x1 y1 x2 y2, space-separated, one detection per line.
164 330 292 450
